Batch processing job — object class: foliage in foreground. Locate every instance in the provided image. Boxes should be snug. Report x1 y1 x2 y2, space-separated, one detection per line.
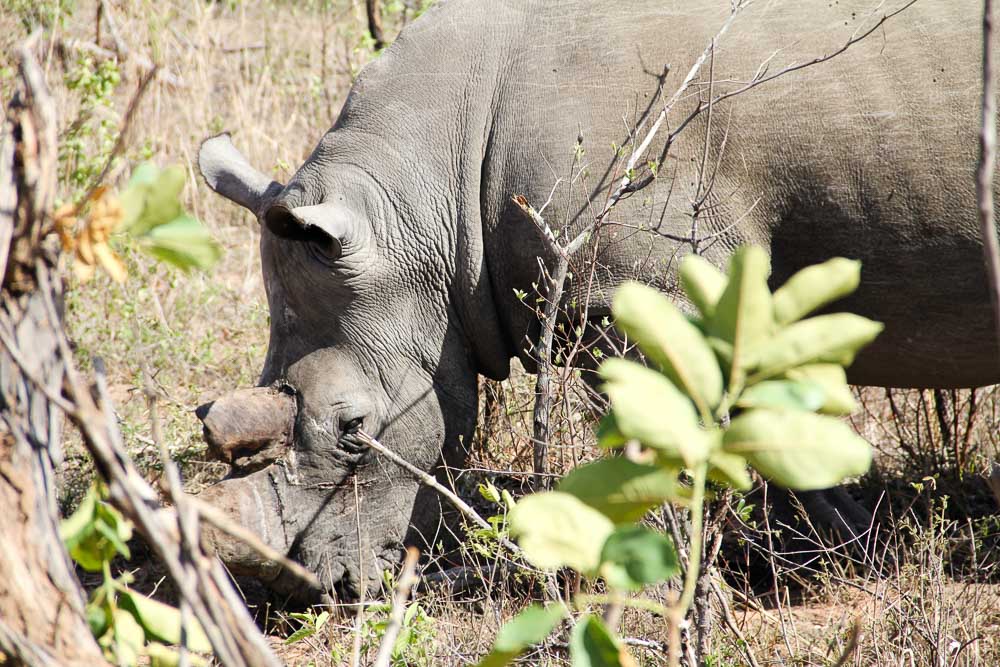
61 483 211 666
479 246 884 666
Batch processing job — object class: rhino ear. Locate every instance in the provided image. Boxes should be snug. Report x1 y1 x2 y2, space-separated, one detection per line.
264 202 349 261
198 133 283 214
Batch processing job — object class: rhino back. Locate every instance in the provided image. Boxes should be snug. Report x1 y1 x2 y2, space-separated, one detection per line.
339 0 994 387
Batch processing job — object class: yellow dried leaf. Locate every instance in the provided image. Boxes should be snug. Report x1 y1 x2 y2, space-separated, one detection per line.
53 203 78 252
92 242 127 283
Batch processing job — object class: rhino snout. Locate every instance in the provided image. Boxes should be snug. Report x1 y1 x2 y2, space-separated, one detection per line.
196 470 290 581
195 386 296 473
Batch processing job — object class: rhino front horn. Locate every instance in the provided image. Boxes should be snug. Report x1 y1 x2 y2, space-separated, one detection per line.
195 386 296 473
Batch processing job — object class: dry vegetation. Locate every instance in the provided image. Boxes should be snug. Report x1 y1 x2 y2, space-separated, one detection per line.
4 1 1000 665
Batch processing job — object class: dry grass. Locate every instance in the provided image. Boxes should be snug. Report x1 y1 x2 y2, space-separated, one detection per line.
5 1 1000 665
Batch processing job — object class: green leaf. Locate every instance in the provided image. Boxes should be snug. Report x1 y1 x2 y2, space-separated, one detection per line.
569 615 633 667
751 314 884 382
596 413 628 448
112 608 145 667
679 253 727 319
508 492 614 575
284 624 315 645
599 526 679 591
94 517 132 560
707 449 753 490
706 246 773 391
736 380 826 412
146 642 209 667
723 409 872 490
599 358 708 466
772 258 861 325
558 458 680 523
119 592 213 653
476 604 565 667
784 364 858 415
612 281 723 414
140 215 222 271
59 483 98 548
120 164 186 235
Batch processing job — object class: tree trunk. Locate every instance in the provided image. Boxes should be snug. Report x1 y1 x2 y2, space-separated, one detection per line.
0 45 108 665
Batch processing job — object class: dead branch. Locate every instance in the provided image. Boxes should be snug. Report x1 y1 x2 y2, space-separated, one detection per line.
366 0 387 50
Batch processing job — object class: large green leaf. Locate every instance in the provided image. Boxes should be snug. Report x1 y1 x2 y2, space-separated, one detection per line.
736 380 826 413
723 409 872 490
706 246 773 390
120 164 186 236
558 458 680 523
751 314 883 382
119 591 212 653
679 254 728 319
599 525 679 591
783 364 858 415
508 492 614 575
141 215 222 272
596 413 628 448
476 604 565 667
772 258 861 325
599 358 708 466
570 615 634 667
612 281 723 414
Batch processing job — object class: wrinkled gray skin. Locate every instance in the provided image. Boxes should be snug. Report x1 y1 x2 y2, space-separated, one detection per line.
197 0 997 600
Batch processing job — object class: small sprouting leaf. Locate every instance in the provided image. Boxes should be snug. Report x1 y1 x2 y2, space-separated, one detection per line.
478 481 502 504
284 623 315 645
679 254 728 319
723 409 872 490
60 484 99 550
772 258 861 325
508 492 614 575
611 281 723 414
476 604 566 667
784 364 858 415
569 614 636 667
706 246 773 391
141 215 222 272
119 592 212 653
599 525 679 591
558 458 680 523
599 358 708 466
751 314 884 382
736 380 826 413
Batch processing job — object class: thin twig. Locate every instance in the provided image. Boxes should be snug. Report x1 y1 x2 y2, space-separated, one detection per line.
357 431 522 555
372 548 420 667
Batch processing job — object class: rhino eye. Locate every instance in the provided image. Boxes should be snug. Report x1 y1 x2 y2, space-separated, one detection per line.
341 417 363 435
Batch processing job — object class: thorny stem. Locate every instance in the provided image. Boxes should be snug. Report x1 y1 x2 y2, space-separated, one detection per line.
668 461 707 667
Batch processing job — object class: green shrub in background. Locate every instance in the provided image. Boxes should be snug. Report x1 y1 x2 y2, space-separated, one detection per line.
478 246 883 667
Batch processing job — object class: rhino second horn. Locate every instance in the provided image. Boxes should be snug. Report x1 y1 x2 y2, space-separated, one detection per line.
195 386 296 473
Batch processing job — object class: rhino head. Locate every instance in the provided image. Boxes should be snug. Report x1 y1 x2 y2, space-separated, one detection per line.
194 131 510 601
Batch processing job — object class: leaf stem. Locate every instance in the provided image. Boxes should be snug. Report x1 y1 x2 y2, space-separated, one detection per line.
668 461 707 667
